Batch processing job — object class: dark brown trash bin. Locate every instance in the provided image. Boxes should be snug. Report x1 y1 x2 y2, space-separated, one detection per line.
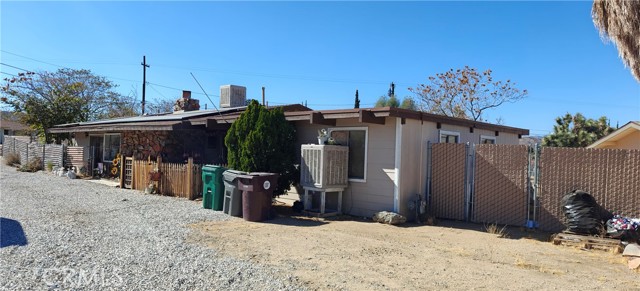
237 172 279 222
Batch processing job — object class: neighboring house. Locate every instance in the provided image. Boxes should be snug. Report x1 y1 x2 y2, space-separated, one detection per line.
587 121 640 150
0 119 30 144
48 87 309 172
282 107 529 218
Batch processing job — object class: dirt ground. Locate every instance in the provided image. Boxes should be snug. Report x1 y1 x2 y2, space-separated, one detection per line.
189 205 640 290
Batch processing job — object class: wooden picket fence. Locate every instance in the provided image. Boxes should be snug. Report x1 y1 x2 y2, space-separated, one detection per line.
122 156 202 200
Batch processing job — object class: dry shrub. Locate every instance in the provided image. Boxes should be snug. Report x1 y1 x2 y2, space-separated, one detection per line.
4 152 20 166
19 157 42 172
426 215 437 226
485 223 509 238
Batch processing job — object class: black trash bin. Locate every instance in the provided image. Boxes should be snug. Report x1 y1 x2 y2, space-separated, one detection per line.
222 170 247 217
237 172 279 222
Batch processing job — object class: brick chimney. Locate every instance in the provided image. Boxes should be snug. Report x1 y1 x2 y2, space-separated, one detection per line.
173 90 200 113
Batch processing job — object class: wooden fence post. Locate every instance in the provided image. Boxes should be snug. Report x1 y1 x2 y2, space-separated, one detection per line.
157 156 163 195
119 155 124 188
187 157 193 199
131 156 136 190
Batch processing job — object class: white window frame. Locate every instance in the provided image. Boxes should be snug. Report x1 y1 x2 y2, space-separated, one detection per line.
102 133 121 162
328 127 368 183
439 130 460 144
480 135 497 144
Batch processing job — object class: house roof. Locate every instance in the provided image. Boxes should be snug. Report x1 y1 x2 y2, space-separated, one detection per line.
283 107 530 136
587 121 640 149
0 120 29 131
49 107 245 133
48 103 528 136
190 106 528 136
48 104 312 133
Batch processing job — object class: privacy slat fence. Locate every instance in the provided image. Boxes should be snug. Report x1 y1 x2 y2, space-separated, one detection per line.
537 147 640 232
427 143 640 232
429 143 467 221
65 146 85 170
126 157 202 200
2 136 64 167
473 145 528 226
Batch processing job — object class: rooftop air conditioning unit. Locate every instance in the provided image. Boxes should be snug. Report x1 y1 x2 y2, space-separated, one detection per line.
220 85 246 108
300 144 349 189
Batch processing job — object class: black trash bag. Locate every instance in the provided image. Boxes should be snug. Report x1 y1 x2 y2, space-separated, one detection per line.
561 190 602 234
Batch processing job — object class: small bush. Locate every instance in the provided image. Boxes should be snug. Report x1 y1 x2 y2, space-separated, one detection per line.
19 157 43 172
46 161 54 172
485 223 509 238
4 152 20 166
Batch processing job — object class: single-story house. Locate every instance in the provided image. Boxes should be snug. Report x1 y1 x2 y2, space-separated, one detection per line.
48 87 310 173
587 121 640 150
49 85 529 219
281 107 529 218
0 119 30 144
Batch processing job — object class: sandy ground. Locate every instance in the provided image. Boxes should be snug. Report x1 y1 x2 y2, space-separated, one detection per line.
189 205 640 290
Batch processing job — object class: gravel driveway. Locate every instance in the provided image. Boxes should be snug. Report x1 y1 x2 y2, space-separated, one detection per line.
0 163 303 290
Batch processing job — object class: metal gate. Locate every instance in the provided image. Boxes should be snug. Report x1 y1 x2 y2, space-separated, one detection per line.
426 143 536 227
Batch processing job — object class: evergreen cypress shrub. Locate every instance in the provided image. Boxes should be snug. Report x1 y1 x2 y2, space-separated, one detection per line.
224 100 298 196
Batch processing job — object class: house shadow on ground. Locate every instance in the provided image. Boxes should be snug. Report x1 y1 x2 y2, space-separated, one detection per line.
0 217 28 248
265 204 329 227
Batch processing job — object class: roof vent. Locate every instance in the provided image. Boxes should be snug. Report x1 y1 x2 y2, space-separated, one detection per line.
220 85 246 108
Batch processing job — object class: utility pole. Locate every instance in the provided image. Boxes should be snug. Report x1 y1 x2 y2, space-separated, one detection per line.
262 87 266 106
141 56 150 115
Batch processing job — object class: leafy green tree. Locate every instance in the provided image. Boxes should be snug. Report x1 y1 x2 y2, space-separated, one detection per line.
1 69 128 142
354 89 360 109
224 100 298 196
542 113 614 147
375 95 416 109
409 66 528 121
374 95 389 107
399 97 417 110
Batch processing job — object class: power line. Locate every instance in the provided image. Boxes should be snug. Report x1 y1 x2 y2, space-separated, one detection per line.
154 63 414 87
3 49 411 87
0 62 32 72
146 81 217 97
147 83 169 100
1 50 62 68
1 72 18 77
190 72 216 110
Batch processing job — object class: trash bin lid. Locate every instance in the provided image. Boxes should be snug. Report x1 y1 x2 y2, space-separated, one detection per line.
223 169 247 182
203 164 226 171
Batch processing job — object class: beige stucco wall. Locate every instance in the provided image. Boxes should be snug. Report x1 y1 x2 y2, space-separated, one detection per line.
288 117 523 218
291 118 397 217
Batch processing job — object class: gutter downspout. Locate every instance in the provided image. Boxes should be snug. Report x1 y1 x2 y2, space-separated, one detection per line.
393 117 402 213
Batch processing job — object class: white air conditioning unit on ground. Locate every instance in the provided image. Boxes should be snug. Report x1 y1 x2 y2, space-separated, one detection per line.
300 144 349 189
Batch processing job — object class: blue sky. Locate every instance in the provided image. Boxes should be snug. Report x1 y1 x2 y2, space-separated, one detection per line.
1 1 638 136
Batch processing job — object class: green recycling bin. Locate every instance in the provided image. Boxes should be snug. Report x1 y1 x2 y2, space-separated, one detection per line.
202 165 226 210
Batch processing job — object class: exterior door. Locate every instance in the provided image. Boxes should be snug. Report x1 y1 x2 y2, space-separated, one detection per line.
89 136 104 173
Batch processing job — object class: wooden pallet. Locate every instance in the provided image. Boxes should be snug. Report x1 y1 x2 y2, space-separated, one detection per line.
552 232 623 253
